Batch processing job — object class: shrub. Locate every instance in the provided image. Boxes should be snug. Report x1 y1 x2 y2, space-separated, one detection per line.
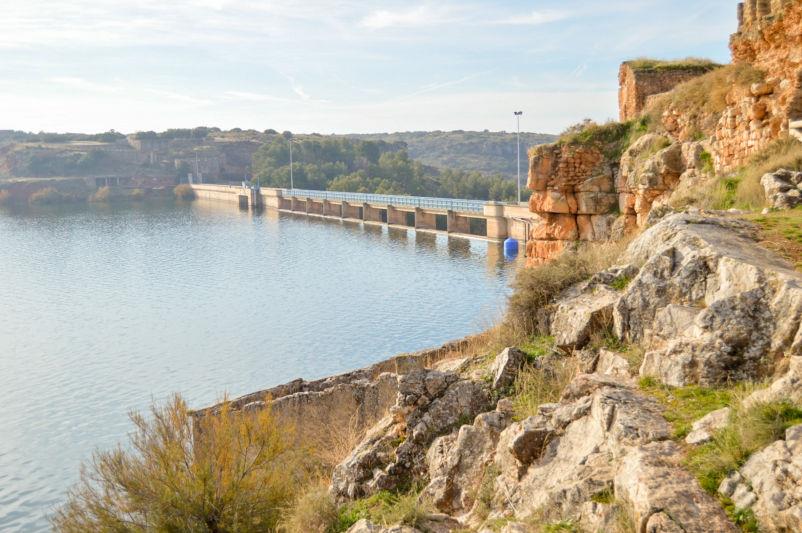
506 239 630 336
174 183 196 200
28 187 79 205
130 188 146 201
52 395 312 532
88 186 122 203
0 189 10 205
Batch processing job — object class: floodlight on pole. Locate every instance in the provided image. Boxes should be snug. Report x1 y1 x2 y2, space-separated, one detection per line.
514 111 523 204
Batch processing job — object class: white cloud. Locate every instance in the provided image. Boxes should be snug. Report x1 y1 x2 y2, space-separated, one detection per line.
360 5 456 30
145 89 212 106
496 9 573 26
224 91 293 103
48 77 120 93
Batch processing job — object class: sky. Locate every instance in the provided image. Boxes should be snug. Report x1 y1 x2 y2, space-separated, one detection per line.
0 0 738 135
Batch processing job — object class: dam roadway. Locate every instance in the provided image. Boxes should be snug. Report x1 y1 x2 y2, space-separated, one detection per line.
190 184 538 242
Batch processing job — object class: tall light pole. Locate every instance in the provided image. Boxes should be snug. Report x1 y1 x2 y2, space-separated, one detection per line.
514 111 523 204
289 139 294 191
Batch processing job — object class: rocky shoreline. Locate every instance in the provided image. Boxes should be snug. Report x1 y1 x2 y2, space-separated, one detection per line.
203 211 802 532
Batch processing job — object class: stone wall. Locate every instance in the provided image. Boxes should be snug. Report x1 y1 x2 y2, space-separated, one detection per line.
526 143 618 264
619 62 717 122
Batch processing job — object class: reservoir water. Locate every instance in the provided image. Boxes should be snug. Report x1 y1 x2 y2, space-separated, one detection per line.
0 200 520 532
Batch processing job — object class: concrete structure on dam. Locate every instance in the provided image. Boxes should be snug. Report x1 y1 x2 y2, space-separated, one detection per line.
190 184 537 242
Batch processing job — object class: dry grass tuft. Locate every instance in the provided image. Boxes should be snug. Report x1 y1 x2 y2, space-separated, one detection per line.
306 411 367 472
625 57 720 72
507 239 631 337
279 485 339 533
645 63 764 135
512 356 579 420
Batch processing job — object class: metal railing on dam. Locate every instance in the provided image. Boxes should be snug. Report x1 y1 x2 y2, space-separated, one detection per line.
279 188 488 214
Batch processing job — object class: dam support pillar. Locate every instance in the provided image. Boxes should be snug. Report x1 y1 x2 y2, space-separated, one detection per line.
447 210 471 235
415 208 438 231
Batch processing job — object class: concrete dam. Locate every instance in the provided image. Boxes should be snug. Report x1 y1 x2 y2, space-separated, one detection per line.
190 184 538 243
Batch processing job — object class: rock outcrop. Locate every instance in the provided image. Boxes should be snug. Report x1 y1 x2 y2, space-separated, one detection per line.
719 424 802 532
762 168 802 209
331 368 491 501
615 213 802 386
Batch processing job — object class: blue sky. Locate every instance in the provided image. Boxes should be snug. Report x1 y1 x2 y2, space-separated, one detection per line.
1 0 737 135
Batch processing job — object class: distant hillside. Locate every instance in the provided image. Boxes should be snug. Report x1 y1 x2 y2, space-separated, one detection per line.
342 131 557 178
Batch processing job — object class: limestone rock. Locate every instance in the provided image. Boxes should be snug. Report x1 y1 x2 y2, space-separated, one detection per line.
614 213 802 386
423 402 513 516
761 169 802 210
685 407 732 445
595 349 632 379
490 348 527 390
331 369 491 501
615 441 739 532
719 425 802 532
551 272 620 348
492 374 671 521
346 519 421 533
745 356 802 408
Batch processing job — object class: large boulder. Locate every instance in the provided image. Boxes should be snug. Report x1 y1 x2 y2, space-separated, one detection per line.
491 374 673 522
719 424 802 532
550 265 638 350
489 348 527 390
423 400 514 516
616 441 739 533
761 169 802 210
614 213 802 386
331 369 491 501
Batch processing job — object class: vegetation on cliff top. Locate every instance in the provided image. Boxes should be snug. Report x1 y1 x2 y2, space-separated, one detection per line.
555 117 651 160
645 63 765 132
625 57 721 72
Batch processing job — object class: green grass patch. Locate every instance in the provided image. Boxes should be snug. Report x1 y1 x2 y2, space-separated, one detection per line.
590 487 615 504
519 336 555 362
332 488 430 532
542 520 579 533
687 401 802 494
639 379 734 439
610 275 632 291
746 205 802 271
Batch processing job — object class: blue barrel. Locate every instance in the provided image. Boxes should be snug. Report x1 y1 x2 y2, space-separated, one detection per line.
503 238 519 260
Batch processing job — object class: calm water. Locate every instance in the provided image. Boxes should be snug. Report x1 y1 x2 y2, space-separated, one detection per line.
0 200 519 531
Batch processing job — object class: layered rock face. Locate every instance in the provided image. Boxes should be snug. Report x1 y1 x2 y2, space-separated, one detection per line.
525 143 619 264
710 0 801 171
619 62 718 122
